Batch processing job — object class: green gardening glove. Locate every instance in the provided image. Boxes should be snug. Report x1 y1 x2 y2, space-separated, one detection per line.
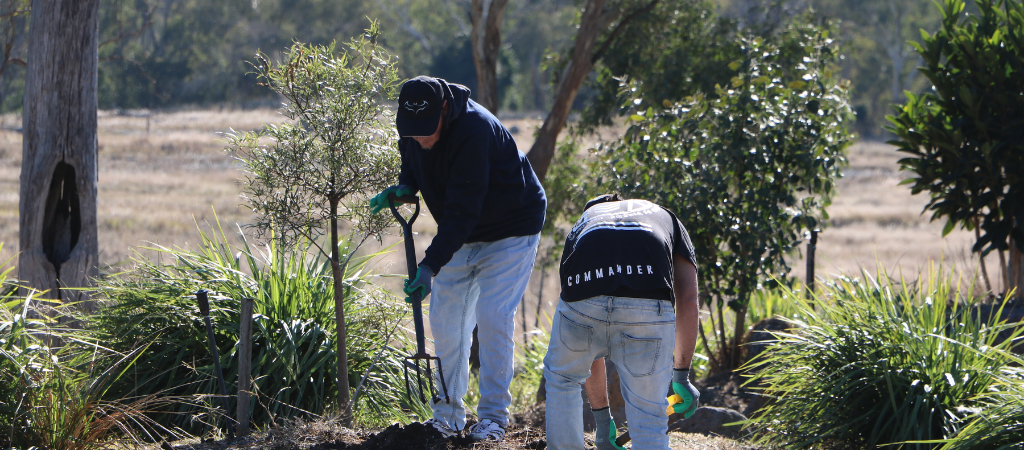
403 265 433 304
592 407 626 450
668 368 700 418
369 185 414 215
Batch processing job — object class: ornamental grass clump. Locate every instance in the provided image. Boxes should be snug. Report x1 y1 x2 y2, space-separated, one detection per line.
2 266 192 449
938 375 1024 450
746 267 1024 449
88 219 428 433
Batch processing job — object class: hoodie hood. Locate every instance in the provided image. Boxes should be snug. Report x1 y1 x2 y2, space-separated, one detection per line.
439 79 470 124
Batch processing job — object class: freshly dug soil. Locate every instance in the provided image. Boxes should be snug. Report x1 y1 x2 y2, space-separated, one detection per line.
161 393 763 450
161 418 759 450
306 422 458 450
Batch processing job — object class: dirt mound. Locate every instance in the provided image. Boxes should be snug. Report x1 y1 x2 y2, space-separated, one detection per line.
309 422 456 450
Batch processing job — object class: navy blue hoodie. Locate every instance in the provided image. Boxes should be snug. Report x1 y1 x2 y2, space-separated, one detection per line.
398 80 547 275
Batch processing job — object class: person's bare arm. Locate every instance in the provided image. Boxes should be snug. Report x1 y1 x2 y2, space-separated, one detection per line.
583 358 609 409
673 254 699 370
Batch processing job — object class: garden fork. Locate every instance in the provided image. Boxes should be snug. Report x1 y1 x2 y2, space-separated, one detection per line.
388 193 450 405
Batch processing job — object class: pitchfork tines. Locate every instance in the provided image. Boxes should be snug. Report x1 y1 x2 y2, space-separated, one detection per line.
388 193 451 405
404 351 449 405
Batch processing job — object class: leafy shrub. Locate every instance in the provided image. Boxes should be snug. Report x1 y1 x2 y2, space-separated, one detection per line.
565 17 854 372
747 268 1024 448
888 0 1024 266
88 220 427 432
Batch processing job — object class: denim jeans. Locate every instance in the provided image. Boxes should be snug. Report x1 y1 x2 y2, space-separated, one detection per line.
544 296 675 450
428 233 539 431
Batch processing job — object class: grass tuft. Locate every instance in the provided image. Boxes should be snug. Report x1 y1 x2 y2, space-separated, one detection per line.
745 265 1024 449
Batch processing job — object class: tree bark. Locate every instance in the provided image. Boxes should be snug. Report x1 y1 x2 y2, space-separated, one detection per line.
526 0 608 182
1010 236 1024 301
20 0 100 309
471 0 509 114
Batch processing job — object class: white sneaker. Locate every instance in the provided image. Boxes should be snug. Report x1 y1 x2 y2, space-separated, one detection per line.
423 418 457 438
468 419 506 442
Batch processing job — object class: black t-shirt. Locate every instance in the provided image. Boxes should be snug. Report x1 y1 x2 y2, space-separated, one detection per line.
559 199 696 303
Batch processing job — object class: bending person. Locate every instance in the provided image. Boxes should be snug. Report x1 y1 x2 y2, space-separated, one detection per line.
544 194 700 450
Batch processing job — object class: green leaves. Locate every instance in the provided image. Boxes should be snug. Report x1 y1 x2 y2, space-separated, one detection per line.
586 19 853 371
887 0 1024 258
226 21 401 249
746 269 1024 449
87 219 421 431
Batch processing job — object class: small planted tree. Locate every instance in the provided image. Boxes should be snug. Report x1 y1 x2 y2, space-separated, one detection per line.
887 0 1024 298
589 20 854 372
226 21 400 424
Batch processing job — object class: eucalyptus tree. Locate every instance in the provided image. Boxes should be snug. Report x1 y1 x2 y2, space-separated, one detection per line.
225 22 401 425
527 0 663 181
888 0 1024 298
587 20 854 372
20 0 100 308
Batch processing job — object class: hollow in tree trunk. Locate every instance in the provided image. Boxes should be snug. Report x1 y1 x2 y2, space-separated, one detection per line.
19 0 100 310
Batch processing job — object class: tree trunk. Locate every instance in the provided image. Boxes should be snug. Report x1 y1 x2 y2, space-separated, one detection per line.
19 0 100 309
330 201 353 426
470 0 509 114
526 0 607 182
1010 236 1024 301
731 302 748 370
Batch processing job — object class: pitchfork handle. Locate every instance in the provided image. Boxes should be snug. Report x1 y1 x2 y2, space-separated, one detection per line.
387 194 428 356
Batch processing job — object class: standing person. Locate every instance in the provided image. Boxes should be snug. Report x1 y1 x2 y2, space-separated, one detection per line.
369 76 547 442
543 194 701 450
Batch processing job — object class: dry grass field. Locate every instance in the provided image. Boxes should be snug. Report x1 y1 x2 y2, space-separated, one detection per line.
0 108 1004 338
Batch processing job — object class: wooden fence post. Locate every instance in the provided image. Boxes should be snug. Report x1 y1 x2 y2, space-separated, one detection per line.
236 298 254 437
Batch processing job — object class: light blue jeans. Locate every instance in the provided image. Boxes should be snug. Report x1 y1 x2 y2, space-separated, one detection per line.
428 233 539 431
544 296 675 450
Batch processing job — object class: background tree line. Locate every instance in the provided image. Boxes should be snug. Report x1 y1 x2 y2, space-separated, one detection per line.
0 0 950 138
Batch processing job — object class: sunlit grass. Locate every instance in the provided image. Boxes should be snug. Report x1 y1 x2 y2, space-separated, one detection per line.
86 217 430 433
745 265 1024 449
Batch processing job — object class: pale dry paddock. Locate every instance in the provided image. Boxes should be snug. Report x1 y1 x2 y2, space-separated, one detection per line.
0 109 1002 341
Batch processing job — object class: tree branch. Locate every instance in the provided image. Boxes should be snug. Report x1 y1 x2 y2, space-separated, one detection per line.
591 0 660 64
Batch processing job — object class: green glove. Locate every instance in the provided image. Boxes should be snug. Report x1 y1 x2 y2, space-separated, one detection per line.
403 265 433 304
592 407 626 450
668 368 700 418
369 185 414 215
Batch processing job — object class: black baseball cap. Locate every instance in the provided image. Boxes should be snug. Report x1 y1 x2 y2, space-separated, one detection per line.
397 76 445 137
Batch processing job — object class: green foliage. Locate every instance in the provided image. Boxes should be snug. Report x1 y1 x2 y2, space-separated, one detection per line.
745 284 803 327
585 19 853 371
87 220 426 432
1 263 190 448
582 0 741 129
0 0 28 112
94 0 374 109
226 23 403 420
887 0 1024 258
510 326 550 413
938 376 1024 450
808 0 942 137
746 268 1024 449
226 22 400 248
